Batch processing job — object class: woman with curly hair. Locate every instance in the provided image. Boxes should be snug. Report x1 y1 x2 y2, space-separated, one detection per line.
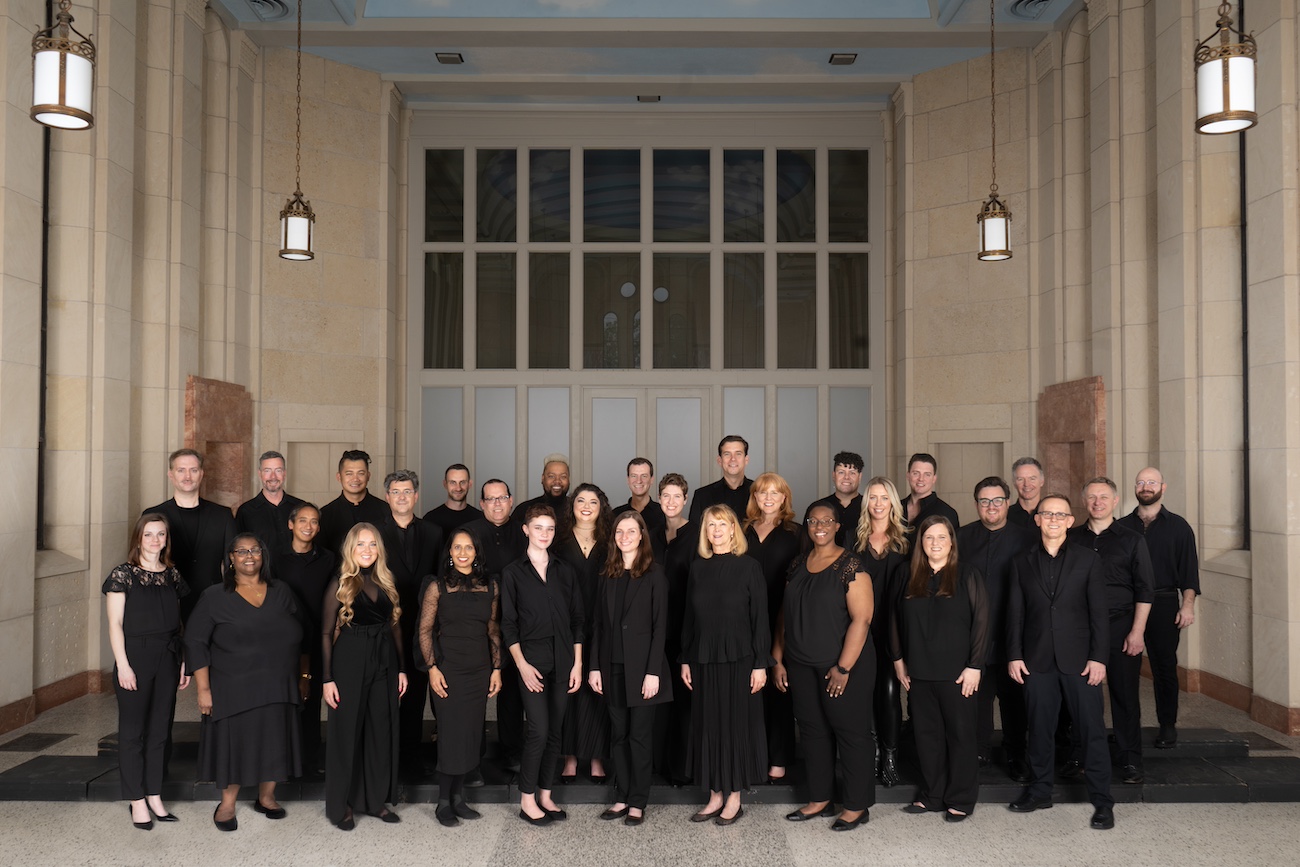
322 523 408 830
854 477 910 787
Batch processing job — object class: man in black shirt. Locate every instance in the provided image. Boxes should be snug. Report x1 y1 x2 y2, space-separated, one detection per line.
317 449 389 555
613 457 666 534
900 452 960 532
1066 477 1154 785
688 435 754 525
1007 457 1045 528
808 451 864 546
379 470 444 774
1117 467 1200 749
235 450 304 557
143 448 236 621
512 454 571 522
423 463 483 537
957 476 1036 781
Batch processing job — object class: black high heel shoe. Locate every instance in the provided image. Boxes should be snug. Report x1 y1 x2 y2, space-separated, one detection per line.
129 805 153 831
148 804 179 822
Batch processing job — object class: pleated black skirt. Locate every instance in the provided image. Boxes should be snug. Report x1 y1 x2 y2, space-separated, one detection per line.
688 659 767 794
197 704 301 790
561 679 610 762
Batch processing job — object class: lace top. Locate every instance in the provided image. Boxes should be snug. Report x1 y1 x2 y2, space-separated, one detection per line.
102 563 189 638
416 575 502 671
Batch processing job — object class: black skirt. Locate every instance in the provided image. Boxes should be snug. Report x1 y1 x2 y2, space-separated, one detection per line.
688 659 767 793
197 704 301 789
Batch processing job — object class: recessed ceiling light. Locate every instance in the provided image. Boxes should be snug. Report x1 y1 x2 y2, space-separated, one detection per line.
829 53 858 66
637 95 661 103
436 53 464 65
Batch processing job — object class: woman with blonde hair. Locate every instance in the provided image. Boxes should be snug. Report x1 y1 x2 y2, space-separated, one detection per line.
854 476 910 787
322 522 408 830
742 472 800 782
680 505 770 825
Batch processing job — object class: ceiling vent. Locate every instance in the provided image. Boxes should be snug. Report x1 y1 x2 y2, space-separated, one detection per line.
1007 0 1051 20
247 0 291 21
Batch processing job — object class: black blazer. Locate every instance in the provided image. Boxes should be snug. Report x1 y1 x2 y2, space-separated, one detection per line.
143 498 236 621
379 515 445 670
589 565 674 708
1007 541 1109 676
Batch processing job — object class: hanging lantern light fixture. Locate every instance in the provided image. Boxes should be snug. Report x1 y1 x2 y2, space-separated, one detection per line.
977 0 1010 261
31 0 96 130
279 0 316 261
1194 1 1257 135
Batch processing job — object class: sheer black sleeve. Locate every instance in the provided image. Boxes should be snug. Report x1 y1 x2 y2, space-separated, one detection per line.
321 578 341 682
488 579 502 670
964 564 990 671
390 605 406 676
417 578 441 671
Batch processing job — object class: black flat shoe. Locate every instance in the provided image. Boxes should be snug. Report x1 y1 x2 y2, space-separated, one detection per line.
436 804 459 827
452 799 481 820
213 806 237 832
690 806 723 823
253 800 287 820
786 805 835 822
831 810 868 831
624 811 645 826
902 802 938 814
129 805 153 831
335 814 355 831
1008 794 1053 813
714 807 743 826
944 811 969 823
518 809 554 827
148 805 179 822
1090 806 1115 830
544 808 568 821
600 806 630 820
369 809 401 823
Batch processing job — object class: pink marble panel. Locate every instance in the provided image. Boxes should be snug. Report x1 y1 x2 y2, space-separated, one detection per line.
185 375 253 509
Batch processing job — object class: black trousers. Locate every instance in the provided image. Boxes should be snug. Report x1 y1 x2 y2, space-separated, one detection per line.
517 667 570 795
874 650 901 752
606 665 657 809
652 647 692 784
909 679 979 813
1025 668 1114 808
763 678 796 769
1068 613 1142 768
325 625 399 823
115 635 180 801
299 681 324 774
787 659 876 811
398 676 427 761
497 654 526 763
1145 591 1183 727
976 663 1027 759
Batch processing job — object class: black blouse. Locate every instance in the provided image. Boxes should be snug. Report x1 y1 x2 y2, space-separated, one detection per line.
654 520 698 654
554 532 609 643
320 567 405 681
102 563 188 638
500 554 584 670
743 522 801 630
889 562 990 681
680 553 771 666
783 551 865 667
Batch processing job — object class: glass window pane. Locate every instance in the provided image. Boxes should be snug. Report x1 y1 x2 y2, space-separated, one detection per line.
583 253 641 368
654 149 710 242
829 253 869 369
530 149 571 242
477 149 517 242
828 150 869 242
425 149 464 242
424 252 463 368
529 253 570 369
476 253 516 369
775 149 816 242
653 254 710 369
723 253 763 368
777 252 816 368
723 150 763 242
584 150 640 242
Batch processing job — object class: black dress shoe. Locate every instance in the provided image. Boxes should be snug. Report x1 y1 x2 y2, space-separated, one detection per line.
1090 805 1115 830
944 810 968 823
1058 760 1084 779
1008 794 1053 813
436 804 459 827
977 755 991 769
452 799 481 820
369 809 402 823
335 813 355 831
830 810 868 831
518 809 554 827
253 800 287 820
786 805 835 821
544 808 568 821
129 805 153 831
1008 757 1033 784
690 806 722 823
148 805 179 822
902 802 939 814
1121 765 1144 785
213 806 238 832
624 811 645 826
1154 726 1177 749
600 806 630 820
714 807 744 826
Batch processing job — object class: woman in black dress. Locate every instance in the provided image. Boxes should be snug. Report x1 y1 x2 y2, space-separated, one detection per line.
104 513 189 829
187 533 309 832
854 476 910 787
501 504 584 826
417 527 502 826
589 511 673 825
322 523 407 830
773 504 875 831
742 472 801 783
680 505 769 826
653 472 695 785
555 483 612 782
891 515 989 821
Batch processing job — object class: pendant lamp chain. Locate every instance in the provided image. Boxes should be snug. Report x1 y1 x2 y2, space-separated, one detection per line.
989 0 997 198
279 0 316 260
976 0 1011 261
294 0 303 197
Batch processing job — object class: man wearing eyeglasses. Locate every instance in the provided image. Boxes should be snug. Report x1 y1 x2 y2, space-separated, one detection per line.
1116 467 1199 750
957 476 1036 782
1064 477 1154 786
144 448 237 622
235 450 305 556
1007 493 1114 830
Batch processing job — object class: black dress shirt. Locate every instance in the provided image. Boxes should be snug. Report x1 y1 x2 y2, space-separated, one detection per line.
956 520 1037 664
142 497 236 621
1067 521 1156 617
901 492 961 533
423 503 484 538
464 517 525 578
1116 507 1200 595
318 491 390 556
688 477 754 525
500 555 585 672
236 490 305 557
613 499 667 534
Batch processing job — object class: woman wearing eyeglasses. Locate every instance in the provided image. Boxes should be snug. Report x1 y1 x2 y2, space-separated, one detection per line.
186 534 310 832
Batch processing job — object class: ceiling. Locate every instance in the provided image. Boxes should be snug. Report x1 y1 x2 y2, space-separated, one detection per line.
210 0 1085 108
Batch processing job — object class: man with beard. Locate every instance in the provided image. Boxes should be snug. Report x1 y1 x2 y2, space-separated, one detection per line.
424 463 483 537
318 449 390 554
612 457 665 534
900 452 960 532
511 454 571 522
808 451 864 547
235 450 304 556
1117 467 1199 749
1007 457 1045 528
688 435 754 524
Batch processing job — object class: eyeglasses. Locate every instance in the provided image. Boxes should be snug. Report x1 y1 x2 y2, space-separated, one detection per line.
483 496 510 504
388 488 416 497
233 547 263 557
807 518 838 528
1037 512 1071 521
976 497 1009 508
1135 480 1162 488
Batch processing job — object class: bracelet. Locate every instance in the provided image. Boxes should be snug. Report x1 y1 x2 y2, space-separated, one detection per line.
835 664 851 675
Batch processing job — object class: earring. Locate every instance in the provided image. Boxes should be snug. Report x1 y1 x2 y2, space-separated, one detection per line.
448 556 454 567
